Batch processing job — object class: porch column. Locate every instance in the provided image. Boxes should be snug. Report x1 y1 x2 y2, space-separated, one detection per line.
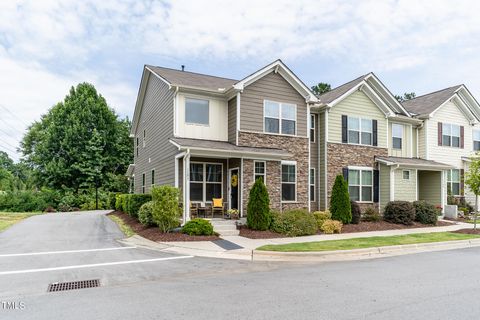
441 169 446 214
184 153 191 223
389 167 395 201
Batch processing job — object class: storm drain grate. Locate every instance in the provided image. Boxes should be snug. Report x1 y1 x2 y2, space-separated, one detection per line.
48 279 100 292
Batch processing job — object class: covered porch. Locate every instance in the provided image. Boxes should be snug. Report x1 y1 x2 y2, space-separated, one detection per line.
170 137 290 224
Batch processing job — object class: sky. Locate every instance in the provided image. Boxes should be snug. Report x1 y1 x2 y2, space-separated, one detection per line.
1 0 480 162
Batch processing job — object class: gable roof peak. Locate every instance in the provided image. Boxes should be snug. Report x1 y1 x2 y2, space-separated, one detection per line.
402 85 464 116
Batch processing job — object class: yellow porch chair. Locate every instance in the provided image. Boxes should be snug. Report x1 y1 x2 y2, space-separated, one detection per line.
212 198 226 218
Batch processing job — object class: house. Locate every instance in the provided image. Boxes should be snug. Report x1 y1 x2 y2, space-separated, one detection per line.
402 85 480 206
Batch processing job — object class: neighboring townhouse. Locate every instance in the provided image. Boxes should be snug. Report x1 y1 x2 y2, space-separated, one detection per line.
402 85 480 207
129 60 318 223
314 74 452 212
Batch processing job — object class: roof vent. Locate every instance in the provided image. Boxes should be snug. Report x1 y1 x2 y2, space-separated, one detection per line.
181 65 185 71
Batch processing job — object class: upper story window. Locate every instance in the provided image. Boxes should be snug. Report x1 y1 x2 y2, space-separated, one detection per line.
281 161 296 201
185 98 209 125
440 123 461 148
474 129 480 151
136 137 139 156
264 100 296 135
348 117 372 145
310 114 315 142
392 124 403 149
143 129 146 148
254 161 266 183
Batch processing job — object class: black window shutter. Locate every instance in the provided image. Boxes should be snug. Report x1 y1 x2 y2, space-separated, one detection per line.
342 115 348 143
372 120 378 146
342 167 349 182
373 169 379 203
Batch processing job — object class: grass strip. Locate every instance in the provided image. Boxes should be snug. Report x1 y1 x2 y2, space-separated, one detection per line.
0 212 43 232
108 214 136 237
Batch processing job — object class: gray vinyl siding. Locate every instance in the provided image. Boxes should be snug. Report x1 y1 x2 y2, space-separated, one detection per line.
134 72 177 193
228 97 237 144
310 113 319 210
319 112 327 210
240 72 308 137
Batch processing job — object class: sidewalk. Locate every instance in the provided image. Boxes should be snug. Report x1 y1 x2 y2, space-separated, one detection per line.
121 220 478 261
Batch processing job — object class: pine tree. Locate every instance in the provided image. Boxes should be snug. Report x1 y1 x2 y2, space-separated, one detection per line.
247 178 271 230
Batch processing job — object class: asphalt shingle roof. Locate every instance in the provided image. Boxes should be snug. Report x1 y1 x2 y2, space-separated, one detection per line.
318 74 367 104
402 85 462 116
376 156 453 169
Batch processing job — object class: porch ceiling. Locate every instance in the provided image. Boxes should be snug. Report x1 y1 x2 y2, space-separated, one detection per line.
170 137 290 159
375 156 453 170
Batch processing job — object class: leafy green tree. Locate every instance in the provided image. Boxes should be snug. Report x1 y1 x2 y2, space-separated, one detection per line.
247 178 271 230
20 83 132 193
311 82 332 96
465 156 480 229
330 175 352 224
0 151 14 171
395 92 416 102
151 185 181 233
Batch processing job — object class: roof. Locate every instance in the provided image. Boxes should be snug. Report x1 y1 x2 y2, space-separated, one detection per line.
146 65 238 92
169 137 290 158
402 85 463 116
317 74 367 104
375 156 453 169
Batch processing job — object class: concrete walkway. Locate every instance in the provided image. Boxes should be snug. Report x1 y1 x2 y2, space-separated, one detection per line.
120 220 477 261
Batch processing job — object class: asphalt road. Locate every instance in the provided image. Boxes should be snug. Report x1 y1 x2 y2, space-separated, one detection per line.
2 211 480 320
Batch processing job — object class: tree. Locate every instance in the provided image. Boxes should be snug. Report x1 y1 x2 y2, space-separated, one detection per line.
247 178 271 230
20 83 132 193
395 92 416 103
465 156 480 230
330 175 352 224
311 83 332 96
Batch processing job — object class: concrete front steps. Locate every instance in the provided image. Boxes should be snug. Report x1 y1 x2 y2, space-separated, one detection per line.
210 219 239 236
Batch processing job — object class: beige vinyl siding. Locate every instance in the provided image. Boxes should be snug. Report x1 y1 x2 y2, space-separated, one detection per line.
412 127 418 157
418 171 442 205
418 123 426 159
379 163 390 211
134 73 177 193
319 112 327 210
393 169 417 201
328 91 387 147
240 72 308 137
389 122 412 157
310 113 319 210
228 97 237 144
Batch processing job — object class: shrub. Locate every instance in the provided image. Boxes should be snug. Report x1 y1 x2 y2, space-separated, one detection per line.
44 206 56 213
271 209 317 237
181 218 215 236
138 201 155 226
151 185 181 233
350 201 361 224
320 219 343 234
383 201 415 225
126 194 152 218
330 175 352 224
108 192 119 210
247 178 271 231
312 210 331 229
413 201 438 225
363 207 381 222
115 194 124 211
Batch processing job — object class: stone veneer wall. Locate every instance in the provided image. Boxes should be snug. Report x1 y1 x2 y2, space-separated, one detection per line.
327 142 388 212
238 131 309 214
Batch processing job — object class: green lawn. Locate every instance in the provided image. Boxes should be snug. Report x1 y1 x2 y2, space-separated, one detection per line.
108 214 135 237
257 232 480 252
0 212 43 232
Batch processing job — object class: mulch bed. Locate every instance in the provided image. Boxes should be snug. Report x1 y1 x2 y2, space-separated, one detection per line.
341 220 454 233
108 211 219 242
238 225 284 239
452 228 480 235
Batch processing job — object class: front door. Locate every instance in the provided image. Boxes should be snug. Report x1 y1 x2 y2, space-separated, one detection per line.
229 168 239 210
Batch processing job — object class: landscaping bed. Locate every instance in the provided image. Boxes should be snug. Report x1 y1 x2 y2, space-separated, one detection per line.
452 228 480 235
238 225 284 239
341 220 454 233
108 211 219 242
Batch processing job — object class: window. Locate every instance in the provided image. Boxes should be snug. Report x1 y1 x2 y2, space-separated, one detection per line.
190 163 222 202
392 124 403 149
310 114 315 142
447 169 461 196
281 162 296 201
136 137 139 156
310 168 315 202
348 169 373 202
442 123 460 147
474 130 480 151
254 161 266 183
348 117 372 145
142 173 146 194
151 169 155 186
185 98 209 125
264 100 296 135
403 170 410 180
143 129 146 148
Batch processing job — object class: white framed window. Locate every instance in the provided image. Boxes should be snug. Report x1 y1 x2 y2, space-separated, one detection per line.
254 161 266 183
442 123 460 147
143 129 146 148
264 100 296 135
474 129 480 151
151 169 155 186
402 170 410 180
348 117 372 145
281 161 296 202
136 137 139 156
310 168 315 202
142 173 146 194
185 98 209 125
348 169 373 202
310 114 315 142
190 162 223 202
392 124 403 149
447 169 461 196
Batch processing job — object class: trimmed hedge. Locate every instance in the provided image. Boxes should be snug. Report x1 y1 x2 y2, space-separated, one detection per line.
181 218 215 236
126 194 152 218
151 185 181 233
383 201 415 225
413 201 438 225
138 201 155 226
320 219 343 234
312 211 331 229
350 200 361 224
247 178 271 231
271 209 317 237
363 207 381 222
330 175 352 224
